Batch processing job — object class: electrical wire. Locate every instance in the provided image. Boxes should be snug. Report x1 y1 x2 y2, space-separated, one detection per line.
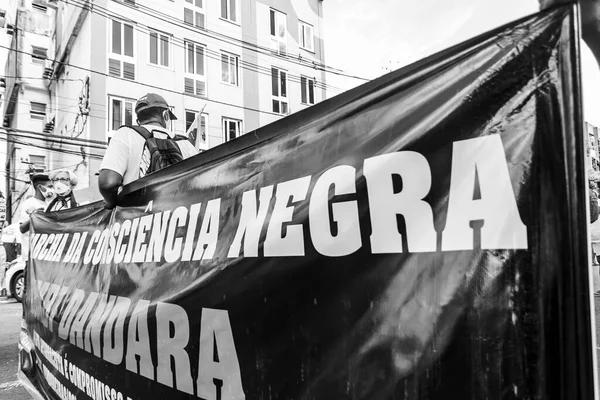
1 127 108 146
1 44 285 117
0 75 86 81
62 0 368 82
61 0 342 93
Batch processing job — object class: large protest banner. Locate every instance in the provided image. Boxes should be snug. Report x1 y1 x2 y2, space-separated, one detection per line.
21 5 595 400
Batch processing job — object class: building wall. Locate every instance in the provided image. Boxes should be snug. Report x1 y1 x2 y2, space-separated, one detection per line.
2 2 55 221
50 0 326 202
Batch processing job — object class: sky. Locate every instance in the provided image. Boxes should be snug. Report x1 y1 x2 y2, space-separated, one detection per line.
322 0 600 127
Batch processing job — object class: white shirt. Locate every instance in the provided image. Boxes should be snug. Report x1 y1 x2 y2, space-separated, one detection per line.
100 123 197 186
19 196 47 261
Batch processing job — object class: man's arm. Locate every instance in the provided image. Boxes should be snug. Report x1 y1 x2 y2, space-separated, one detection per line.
98 128 130 208
98 169 123 208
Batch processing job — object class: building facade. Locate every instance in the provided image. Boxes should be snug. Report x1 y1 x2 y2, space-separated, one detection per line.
2 0 56 222
50 0 327 202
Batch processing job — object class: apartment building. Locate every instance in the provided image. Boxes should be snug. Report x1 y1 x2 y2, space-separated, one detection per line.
2 0 56 222
50 0 327 202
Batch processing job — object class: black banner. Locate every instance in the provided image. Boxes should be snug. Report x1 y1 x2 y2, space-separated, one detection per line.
23 6 595 400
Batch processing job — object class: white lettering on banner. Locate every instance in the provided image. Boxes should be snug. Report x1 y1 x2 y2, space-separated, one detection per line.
146 212 170 262
132 215 153 263
365 151 437 253
155 302 194 394
191 199 221 261
29 136 529 265
182 203 202 262
102 296 131 365
34 330 131 400
165 207 188 263
125 299 153 380
32 280 246 400
228 185 274 257
309 166 362 257
441 135 528 250
197 309 245 400
264 176 311 257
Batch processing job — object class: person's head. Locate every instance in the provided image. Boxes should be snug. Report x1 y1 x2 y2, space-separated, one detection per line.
31 173 53 201
49 169 78 197
135 93 177 129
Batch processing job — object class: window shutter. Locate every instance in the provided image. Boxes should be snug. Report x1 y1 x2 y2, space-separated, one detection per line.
123 62 135 80
195 80 206 97
108 58 121 77
301 77 307 103
184 8 193 25
184 78 195 94
195 12 205 29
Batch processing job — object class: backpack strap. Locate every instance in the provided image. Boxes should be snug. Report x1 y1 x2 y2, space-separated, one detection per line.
121 125 152 140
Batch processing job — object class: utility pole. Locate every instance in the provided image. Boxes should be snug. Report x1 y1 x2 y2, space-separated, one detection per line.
4 10 20 224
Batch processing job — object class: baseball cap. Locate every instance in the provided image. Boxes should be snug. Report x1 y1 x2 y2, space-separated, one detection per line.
135 93 177 120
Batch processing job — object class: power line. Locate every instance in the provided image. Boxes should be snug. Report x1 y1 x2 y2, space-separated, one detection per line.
62 0 342 93
0 75 85 81
62 0 368 83
1 128 108 146
2 136 104 160
0 44 284 117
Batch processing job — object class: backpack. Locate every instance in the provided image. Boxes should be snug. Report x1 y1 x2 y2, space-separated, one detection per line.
123 125 188 176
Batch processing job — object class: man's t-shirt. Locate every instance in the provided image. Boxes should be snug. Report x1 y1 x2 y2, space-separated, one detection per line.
19 196 47 261
100 124 197 186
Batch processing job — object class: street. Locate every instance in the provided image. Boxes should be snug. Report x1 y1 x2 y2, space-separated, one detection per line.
0 298 31 400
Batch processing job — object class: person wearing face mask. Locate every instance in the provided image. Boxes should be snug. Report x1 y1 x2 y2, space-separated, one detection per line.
46 169 79 212
18 173 54 301
98 93 197 208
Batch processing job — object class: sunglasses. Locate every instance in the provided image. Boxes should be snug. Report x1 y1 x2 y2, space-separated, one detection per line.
52 177 71 183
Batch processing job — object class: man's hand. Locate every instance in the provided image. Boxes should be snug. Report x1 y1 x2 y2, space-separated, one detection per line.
540 0 600 66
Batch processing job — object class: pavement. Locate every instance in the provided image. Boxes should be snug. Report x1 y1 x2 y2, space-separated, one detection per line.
0 298 32 400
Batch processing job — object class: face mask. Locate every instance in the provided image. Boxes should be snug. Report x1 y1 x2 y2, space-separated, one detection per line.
38 185 56 202
54 181 72 197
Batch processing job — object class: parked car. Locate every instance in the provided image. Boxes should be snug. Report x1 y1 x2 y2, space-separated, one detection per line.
5 258 25 302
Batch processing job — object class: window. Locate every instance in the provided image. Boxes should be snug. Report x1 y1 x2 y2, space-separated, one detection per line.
221 52 239 86
108 96 134 135
269 9 287 56
31 46 47 64
184 41 207 97
299 21 314 52
271 67 288 114
221 0 237 23
184 0 205 29
32 0 47 12
222 118 241 142
30 102 46 120
108 20 135 80
301 76 315 105
186 110 208 150
29 155 46 170
149 30 170 67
